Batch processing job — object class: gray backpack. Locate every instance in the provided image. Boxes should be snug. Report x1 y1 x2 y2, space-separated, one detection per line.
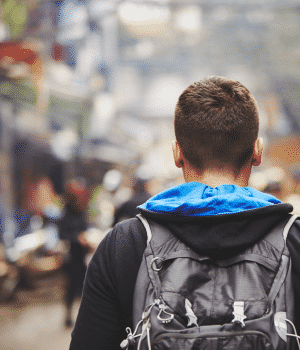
120 214 299 350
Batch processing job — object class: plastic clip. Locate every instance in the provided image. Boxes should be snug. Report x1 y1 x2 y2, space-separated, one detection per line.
157 303 174 324
231 301 247 328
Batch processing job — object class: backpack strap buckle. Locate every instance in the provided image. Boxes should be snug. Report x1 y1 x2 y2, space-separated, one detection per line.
231 301 247 328
157 301 174 324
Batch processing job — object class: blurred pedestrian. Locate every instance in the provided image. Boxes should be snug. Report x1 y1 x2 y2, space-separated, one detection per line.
89 169 123 230
58 177 90 328
113 177 151 225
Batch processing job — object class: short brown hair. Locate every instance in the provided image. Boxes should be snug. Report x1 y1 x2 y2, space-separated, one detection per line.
174 76 259 174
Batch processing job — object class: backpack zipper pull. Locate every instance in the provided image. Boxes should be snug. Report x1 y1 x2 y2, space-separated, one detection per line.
120 328 137 349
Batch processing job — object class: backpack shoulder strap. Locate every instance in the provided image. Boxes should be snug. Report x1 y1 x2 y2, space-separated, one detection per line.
136 214 176 300
266 214 298 311
283 214 298 242
137 214 179 253
137 213 152 244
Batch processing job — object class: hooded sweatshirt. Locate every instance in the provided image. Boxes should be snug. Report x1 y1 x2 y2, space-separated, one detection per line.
69 183 300 350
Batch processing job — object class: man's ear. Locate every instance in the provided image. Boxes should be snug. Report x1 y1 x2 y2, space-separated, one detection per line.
252 137 264 166
172 140 184 168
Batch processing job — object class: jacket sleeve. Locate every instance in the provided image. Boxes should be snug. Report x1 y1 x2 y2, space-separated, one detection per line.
69 218 147 350
286 218 300 335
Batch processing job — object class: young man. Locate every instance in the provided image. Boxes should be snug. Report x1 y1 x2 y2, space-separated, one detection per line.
69 77 300 350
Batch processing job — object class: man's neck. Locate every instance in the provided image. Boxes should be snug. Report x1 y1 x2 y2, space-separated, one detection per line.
182 164 251 188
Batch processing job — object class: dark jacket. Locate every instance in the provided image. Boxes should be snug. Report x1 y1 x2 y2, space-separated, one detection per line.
69 183 300 350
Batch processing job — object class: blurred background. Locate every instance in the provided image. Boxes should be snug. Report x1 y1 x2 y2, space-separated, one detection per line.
1 0 300 348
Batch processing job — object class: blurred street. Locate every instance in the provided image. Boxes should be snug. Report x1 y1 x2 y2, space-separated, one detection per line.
0 272 78 350
1 0 300 349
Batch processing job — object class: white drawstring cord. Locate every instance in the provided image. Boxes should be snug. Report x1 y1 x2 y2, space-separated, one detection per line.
137 318 150 350
121 298 173 349
285 318 300 349
146 320 152 350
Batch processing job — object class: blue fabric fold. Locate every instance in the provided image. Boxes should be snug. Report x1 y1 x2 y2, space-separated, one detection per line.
138 182 281 217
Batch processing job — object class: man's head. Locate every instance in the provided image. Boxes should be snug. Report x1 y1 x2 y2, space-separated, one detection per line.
174 76 261 177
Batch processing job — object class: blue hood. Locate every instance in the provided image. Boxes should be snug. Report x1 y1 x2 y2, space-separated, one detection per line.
139 182 281 217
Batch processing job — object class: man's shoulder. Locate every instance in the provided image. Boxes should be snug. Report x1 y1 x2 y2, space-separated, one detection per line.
98 217 148 258
87 217 149 289
113 216 147 236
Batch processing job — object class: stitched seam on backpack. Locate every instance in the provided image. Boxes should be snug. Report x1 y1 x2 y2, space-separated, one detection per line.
152 236 179 254
260 238 282 255
210 266 219 319
239 252 278 263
